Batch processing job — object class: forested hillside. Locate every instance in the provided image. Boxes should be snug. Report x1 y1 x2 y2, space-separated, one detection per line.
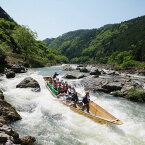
44 15 145 68
0 7 68 72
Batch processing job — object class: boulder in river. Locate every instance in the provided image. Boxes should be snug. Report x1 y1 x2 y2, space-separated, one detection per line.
0 125 36 144
21 136 36 145
0 125 21 144
102 82 123 93
64 72 85 79
80 67 90 73
0 99 21 125
16 77 41 92
5 70 15 78
63 65 73 71
90 68 101 76
11 64 27 73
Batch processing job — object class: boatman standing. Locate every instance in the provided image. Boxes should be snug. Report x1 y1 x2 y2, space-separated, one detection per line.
53 72 59 80
82 91 90 113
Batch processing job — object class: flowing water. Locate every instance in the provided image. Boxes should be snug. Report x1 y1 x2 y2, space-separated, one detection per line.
0 65 145 145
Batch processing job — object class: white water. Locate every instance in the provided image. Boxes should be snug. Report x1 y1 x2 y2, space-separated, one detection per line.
0 65 145 145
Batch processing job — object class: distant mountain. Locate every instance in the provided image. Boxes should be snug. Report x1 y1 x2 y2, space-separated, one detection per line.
44 15 145 67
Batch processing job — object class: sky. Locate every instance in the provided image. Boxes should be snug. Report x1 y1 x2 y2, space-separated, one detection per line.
1 0 145 40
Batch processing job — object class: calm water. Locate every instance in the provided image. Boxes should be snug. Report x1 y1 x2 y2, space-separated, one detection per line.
0 65 145 145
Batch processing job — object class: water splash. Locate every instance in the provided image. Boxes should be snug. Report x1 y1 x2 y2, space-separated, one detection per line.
0 66 145 145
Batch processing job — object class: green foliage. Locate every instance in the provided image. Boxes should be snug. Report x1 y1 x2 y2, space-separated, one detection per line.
71 56 89 64
12 26 37 57
0 13 68 66
125 88 145 102
111 91 125 97
46 15 145 66
121 60 138 68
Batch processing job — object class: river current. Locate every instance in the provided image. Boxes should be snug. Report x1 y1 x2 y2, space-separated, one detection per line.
0 65 145 145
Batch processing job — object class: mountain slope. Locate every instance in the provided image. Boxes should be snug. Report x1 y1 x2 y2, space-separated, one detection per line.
44 15 145 66
0 7 68 72
0 6 14 22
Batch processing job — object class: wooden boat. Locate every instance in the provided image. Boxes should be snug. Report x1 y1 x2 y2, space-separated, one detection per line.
44 76 123 125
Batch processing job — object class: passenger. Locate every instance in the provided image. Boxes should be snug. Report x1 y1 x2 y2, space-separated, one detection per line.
56 78 60 83
71 92 78 108
67 85 72 95
53 80 57 90
82 91 90 113
61 80 65 85
57 85 67 98
64 82 68 93
53 72 59 79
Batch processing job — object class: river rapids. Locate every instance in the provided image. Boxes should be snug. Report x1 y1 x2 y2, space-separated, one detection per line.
0 65 145 145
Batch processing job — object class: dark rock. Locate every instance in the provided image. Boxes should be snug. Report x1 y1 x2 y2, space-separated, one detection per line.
0 99 21 124
0 125 21 144
102 82 123 93
63 65 73 71
11 64 27 73
0 133 9 143
5 70 15 78
80 67 90 73
131 80 143 88
64 72 85 79
16 77 41 92
90 68 101 76
137 70 145 76
21 136 36 145
76 67 81 70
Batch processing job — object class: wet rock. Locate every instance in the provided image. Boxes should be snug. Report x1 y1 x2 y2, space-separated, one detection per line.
0 125 21 144
121 84 134 93
82 77 107 91
131 80 143 88
21 136 36 145
0 132 9 144
80 67 90 73
101 69 119 76
16 77 41 92
102 82 123 93
63 65 73 71
5 70 15 78
11 64 27 73
90 68 101 76
64 72 85 79
0 99 21 124
137 70 145 76
76 67 81 70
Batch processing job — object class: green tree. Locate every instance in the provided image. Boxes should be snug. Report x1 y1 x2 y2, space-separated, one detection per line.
12 26 37 60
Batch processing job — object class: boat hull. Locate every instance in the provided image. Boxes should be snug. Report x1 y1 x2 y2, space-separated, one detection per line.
44 76 123 125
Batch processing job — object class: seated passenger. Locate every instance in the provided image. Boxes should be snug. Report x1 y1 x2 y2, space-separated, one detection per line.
57 86 67 98
67 85 72 95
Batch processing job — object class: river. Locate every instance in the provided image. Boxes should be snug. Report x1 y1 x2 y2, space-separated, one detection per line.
1 65 145 145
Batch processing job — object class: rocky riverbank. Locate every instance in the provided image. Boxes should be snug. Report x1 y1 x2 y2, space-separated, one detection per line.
0 89 36 144
63 64 145 103
0 63 38 144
